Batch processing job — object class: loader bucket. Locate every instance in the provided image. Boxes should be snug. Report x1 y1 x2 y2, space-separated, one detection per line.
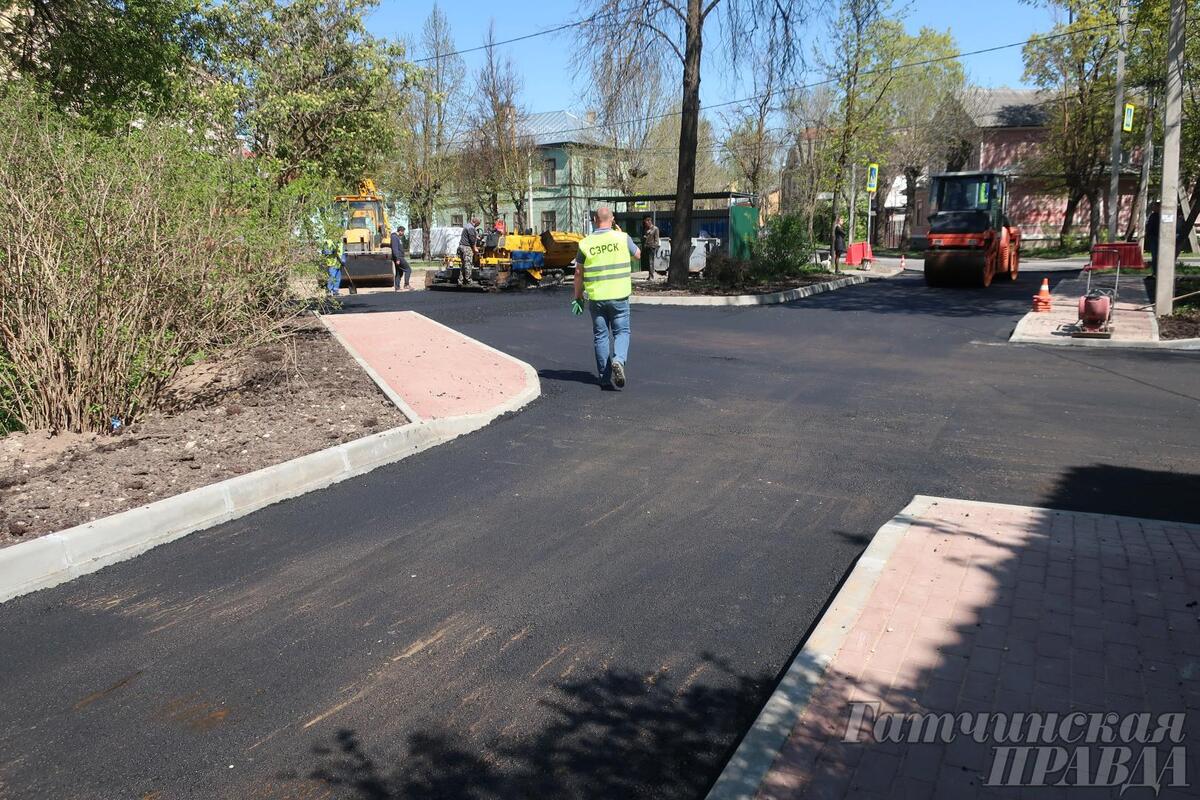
923 249 991 288
342 251 395 288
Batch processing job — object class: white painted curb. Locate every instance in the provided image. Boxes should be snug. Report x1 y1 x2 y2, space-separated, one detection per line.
0 318 541 605
630 275 873 307
705 495 936 800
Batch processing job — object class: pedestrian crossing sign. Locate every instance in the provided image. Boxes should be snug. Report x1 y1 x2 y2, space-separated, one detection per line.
866 163 879 193
1123 103 1135 132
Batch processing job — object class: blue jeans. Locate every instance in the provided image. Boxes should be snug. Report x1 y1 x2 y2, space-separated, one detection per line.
589 298 630 383
326 264 342 294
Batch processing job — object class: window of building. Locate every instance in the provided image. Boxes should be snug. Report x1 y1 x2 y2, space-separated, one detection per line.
451 214 463 226
541 210 557 232
542 158 557 186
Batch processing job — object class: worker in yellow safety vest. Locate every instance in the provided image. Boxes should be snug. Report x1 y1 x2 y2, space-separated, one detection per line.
571 206 640 389
321 237 345 295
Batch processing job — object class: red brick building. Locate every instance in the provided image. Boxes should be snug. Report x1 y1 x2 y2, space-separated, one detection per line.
907 89 1141 250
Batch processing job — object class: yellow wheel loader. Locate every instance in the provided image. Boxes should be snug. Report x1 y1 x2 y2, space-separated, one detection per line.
334 179 395 293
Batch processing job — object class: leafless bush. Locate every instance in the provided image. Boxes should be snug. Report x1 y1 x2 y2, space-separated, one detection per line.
0 92 322 433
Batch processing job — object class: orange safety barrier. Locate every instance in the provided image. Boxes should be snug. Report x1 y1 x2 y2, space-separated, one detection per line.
845 241 874 267
1087 246 1121 270
1089 242 1145 269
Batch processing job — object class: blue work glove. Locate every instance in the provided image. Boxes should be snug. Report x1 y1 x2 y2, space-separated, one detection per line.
571 298 584 316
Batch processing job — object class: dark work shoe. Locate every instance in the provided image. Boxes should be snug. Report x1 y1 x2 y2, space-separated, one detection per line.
611 360 626 389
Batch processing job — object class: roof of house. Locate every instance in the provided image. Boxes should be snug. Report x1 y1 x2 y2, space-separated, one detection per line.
521 110 605 147
969 88 1053 129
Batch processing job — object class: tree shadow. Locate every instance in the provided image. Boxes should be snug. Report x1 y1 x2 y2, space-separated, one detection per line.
305 655 770 799
755 463 1200 798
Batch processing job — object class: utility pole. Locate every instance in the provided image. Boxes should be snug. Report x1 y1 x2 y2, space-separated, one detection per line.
1155 0 1186 316
1106 0 1128 242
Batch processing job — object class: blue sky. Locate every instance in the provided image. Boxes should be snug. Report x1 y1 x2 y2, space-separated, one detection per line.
371 0 1059 119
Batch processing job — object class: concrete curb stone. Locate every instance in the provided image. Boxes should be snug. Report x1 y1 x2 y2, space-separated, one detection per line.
704 495 936 800
0 317 541 605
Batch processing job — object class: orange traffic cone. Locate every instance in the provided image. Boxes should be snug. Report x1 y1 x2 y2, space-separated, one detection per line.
900 253 906 270
1032 278 1052 312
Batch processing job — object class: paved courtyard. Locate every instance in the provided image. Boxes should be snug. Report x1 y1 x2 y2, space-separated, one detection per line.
0 272 1197 798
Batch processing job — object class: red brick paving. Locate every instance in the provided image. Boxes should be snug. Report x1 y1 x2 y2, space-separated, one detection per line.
755 499 1200 799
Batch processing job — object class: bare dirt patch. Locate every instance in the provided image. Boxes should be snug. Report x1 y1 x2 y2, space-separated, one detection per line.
0 321 406 545
1159 277 1200 340
1159 310 1200 340
634 272 843 297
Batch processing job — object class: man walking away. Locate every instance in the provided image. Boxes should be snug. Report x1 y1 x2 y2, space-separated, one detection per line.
641 215 660 282
457 217 480 286
391 225 412 291
572 206 639 389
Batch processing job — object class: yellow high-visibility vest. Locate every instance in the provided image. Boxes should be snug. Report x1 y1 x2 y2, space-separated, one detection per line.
579 229 632 301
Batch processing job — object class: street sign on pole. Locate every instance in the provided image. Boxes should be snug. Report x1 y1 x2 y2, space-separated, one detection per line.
866 163 879 193
1123 103 1135 132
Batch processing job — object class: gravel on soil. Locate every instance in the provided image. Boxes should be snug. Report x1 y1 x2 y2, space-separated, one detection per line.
0 323 407 545
634 272 842 297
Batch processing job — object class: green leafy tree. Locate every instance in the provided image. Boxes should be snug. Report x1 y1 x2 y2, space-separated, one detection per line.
1022 1 1119 245
820 0 901 262
0 0 203 129
387 4 465 258
1125 0 1200 242
204 0 409 187
879 27 967 249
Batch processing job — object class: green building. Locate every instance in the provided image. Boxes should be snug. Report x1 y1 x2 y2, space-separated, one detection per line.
434 110 620 234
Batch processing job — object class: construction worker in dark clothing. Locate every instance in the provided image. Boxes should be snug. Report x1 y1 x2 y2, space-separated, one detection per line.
457 217 480 286
390 225 412 291
641 215 660 281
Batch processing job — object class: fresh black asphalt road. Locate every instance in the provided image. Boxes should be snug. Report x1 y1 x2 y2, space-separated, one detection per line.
1 271 1198 799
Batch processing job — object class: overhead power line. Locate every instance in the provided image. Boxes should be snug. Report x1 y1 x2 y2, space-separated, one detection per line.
510 21 1119 143
411 6 627 63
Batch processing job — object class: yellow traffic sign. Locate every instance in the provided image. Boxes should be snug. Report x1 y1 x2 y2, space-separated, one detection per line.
1123 103 1135 132
866 163 879 193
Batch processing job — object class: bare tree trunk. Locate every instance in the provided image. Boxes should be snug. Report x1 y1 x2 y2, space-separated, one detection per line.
1087 188 1101 247
1129 93 1156 243
900 168 918 250
667 0 703 289
421 201 433 259
1060 193 1081 242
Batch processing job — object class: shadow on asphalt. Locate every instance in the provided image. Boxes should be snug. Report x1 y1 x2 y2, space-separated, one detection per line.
1039 464 1200 525
303 655 769 799
538 368 598 386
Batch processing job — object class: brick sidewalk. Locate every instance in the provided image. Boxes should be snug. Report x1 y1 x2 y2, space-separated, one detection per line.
743 498 1200 799
1010 272 1158 345
322 310 534 421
